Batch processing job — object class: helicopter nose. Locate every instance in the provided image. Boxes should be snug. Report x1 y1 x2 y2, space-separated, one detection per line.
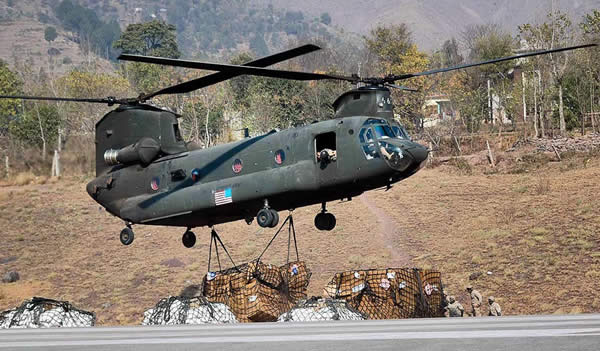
405 142 429 167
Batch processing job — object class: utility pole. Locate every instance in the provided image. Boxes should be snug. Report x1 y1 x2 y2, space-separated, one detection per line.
522 71 527 123
487 79 493 125
533 71 538 138
4 156 9 179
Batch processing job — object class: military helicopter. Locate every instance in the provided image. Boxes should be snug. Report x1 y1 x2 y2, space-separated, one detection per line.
1 42 594 248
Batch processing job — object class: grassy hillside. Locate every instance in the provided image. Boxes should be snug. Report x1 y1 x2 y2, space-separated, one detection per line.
1 147 599 325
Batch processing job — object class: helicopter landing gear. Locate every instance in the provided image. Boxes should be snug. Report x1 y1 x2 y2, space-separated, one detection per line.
314 202 336 231
257 200 279 228
120 225 134 245
182 228 196 248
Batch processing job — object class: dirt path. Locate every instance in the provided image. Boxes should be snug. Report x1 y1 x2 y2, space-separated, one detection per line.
359 193 412 267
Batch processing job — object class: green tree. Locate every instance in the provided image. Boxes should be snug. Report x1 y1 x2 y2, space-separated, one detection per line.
244 77 308 133
113 20 181 58
519 11 575 136
0 60 23 135
57 69 132 133
450 24 514 129
580 9 600 133
366 25 430 130
229 52 255 109
9 104 60 154
431 38 463 68
44 26 57 43
113 20 180 95
54 0 121 59
249 34 269 56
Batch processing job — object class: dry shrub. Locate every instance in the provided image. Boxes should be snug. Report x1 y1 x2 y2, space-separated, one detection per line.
534 177 551 195
14 172 35 186
509 153 552 174
35 176 49 185
449 157 472 175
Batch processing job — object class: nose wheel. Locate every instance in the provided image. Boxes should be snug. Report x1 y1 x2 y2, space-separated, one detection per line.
315 202 336 231
182 229 196 248
120 226 134 245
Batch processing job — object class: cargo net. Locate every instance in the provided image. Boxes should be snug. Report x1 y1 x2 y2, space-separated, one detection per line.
202 215 311 322
0 297 95 329
278 297 365 322
142 296 237 325
324 268 444 319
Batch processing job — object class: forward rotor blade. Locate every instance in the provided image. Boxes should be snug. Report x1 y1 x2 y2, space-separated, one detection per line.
385 83 418 92
119 54 354 82
390 43 597 81
141 44 323 100
0 95 130 105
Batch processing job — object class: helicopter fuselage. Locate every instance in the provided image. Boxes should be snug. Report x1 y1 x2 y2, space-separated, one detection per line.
87 115 428 228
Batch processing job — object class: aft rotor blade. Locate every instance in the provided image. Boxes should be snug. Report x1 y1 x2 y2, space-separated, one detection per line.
0 95 130 105
141 44 323 100
119 54 354 82
390 43 597 81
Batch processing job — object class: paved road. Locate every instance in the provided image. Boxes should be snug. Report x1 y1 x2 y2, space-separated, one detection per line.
1 314 600 351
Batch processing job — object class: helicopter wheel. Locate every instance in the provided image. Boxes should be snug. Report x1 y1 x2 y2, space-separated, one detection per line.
315 212 336 231
120 227 134 246
314 212 333 231
268 209 279 228
257 208 274 228
324 213 336 230
182 229 196 248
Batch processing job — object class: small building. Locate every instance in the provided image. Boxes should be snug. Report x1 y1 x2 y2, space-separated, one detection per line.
422 94 454 127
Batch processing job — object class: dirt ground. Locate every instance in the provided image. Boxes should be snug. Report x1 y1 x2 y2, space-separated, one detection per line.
1 150 599 325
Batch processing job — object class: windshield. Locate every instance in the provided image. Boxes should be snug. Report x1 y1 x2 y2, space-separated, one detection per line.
374 125 394 140
392 125 410 140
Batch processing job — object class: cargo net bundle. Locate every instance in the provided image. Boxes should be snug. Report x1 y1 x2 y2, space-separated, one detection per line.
202 215 311 322
0 297 95 329
278 297 365 322
324 268 444 319
142 296 238 325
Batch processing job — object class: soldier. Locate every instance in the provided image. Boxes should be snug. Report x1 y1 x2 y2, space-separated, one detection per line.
488 296 502 316
466 285 483 317
446 296 465 317
443 291 451 317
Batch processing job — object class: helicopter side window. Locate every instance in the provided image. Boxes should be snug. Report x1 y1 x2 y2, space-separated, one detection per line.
315 132 336 163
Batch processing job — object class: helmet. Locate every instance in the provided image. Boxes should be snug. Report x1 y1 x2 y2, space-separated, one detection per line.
488 296 495 302
448 296 456 303
465 284 473 290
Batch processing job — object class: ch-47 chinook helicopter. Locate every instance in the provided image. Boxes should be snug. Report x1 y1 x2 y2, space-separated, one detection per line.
1 42 595 248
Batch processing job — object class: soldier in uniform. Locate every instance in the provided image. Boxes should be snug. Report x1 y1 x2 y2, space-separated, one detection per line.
446 296 464 317
466 285 483 317
488 296 502 316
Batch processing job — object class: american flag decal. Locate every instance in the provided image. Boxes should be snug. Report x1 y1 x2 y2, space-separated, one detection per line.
214 188 233 206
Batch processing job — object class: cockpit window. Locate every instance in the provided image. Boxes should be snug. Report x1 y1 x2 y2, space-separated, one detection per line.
365 128 374 142
392 125 410 140
374 125 394 139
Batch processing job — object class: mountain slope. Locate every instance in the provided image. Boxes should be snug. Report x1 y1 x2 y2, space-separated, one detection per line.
258 0 599 51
